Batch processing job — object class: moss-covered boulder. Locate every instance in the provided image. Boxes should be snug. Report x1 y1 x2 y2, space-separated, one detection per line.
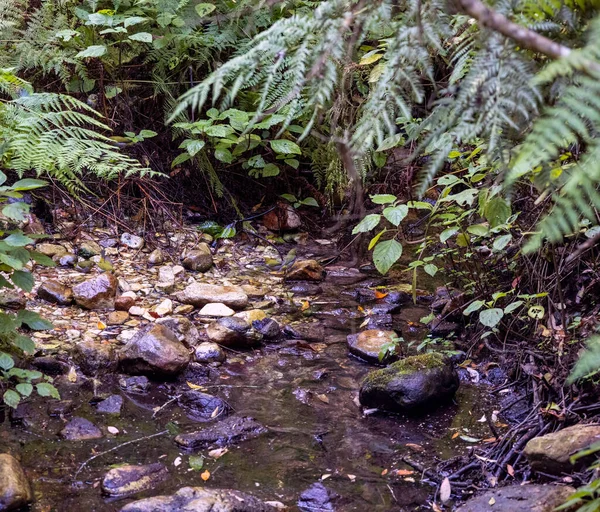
359 353 459 412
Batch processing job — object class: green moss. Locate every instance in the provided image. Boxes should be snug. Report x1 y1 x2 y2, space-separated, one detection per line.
362 352 446 388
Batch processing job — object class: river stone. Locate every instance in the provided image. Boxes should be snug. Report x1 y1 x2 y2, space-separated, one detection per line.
73 339 117 376
119 375 150 394
108 310 129 325
359 353 459 412
263 203 302 232
156 266 176 293
148 248 164 265
182 244 213 272
115 293 136 311
154 298 173 317
156 316 200 347
524 424 600 474
121 233 144 250
58 253 78 267
119 487 276 512
79 240 102 258
102 463 168 497
119 324 191 376
195 342 226 364
178 391 231 421
253 318 281 339
60 417 103 440
289 283 323 296
176 283 248 310
0 454 33 511
298 483 339 512
455 484 575 512
73 273 117 310
96 395 123 414
0 290 26 310
206 317 261 348
285 259 325 282
347 330 400 364
198 303 234 317
174 416 267 450
234 309 266 323
37 279 73 306
36 243 67 257
48 400 75 417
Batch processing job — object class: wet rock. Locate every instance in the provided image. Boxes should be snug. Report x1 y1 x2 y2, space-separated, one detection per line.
156 266 176 293
195 342 226 364
347 330 400 364
182 244 213 272
37 280 73 305
36 243 67 257
58 253 77 267
148 248 164 266
119 324 191 376
359 353 459 412
0 290 26 310
119 375 150 394
175 416 267 450
121 233 144 250
73 339 117 376
289 282 323 296
428 317 459 336
96 395 123 415
285 260 325 282
60 417 103 440
283 323 324 342
120 487 276 512
78 240 102 258
0 453 33 511
47 400 75 417
115 293 136 312
107 310 129 325
524 424 600 474
263 203 302 232
177 391 231 421
156 317 200 347
206 317 261 348
455 484 575 512
298 483 339 512
253 318 281 339
154 298 173 317
31 356 69 376
385 290 412 305
176 283 248 310
73 273 117 310
102 463 168 497
198 303 234 317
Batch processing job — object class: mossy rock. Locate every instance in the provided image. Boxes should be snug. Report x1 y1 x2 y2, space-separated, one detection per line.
359 353 459 412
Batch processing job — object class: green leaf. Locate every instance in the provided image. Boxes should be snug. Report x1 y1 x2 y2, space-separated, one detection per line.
189 455 204 471
280 194 297 203
270 139 301 155
36 383 60 399
16 310 53 331
373 239 402 274
300 197 318 207
484 197 511 228
493 234 512 252
440 228 458 243
179 139 205 156
56 29 79 41
16 383 33 397
2 202 29 222
372 152 387 168
30 251 56 267
214 148 233 163
368 229 386 250
4 233 34 247
504 300 524 314
382 205 408 226
376 134 404 152
13 334 35 354
479 308 504 328
0 253 23 270
195 3 216 17
370 194 397 204
359 51 383 65
424 264 438 277
11 179 47 191
466 224 488 237
352 214 381 234
123 16 147 27
139 130 157 138
284 158 299 169
3 390 20 409
11 271 34 292
261 163 280 177
128 32 153 43
171 153 192 167
528 305 545 320
218 224 236 239
205 125 235 137
0 352 14 370
76 45 107 58
463 300 484 315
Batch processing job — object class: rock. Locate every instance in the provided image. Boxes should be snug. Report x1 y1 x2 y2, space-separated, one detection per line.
75 260 94 273
58 253 77 267
148 249 164 265
347 330 400 364
0 290 26 310
198 303 235 317
176 283 248 310
455 484 575 512
241 285 266 298
285 260 325 282
119 375 150 394
177 391 231 421
174 416 267 450
194 342 226 364
206 317 261 348
31 356 68 376
234 309 266 323
289 283 323 296
263 203 302 232
118 278 132 292
119 324 191 376
48 400 75 417
153 299 173 317
73 273 117 310
36 243 67 257
78 240 102 258
182 244 213 272
156 317 200 347
96 395 123 414
359 353 459 412
108 311 129 325
73 340 117 376
524 424 600 474
298 483 339 512
37 280 73 305
60 417 103 440
253 318 281 339
121 233 144 250
102 463 168 497
428 317 459 336
120 487 276 512
129 306 147 317
0 454 33 511
156 266 176 293
99 238 119 248
115 294 136 311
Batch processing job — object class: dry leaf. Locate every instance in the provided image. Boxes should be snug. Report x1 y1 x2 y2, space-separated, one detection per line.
431 502 443 512
174 457 182 467
452 432 460 439
374 290 388 299
210 406 220 418
200 470 210 481
301 301 310 311
405 443 424 452
67 366 77 383
506 464 515 477
107 426 119 435
440 477 451 503
347 474 356 482
320 474 331 481
208 448 228 459
396 469 414 476
187 381 205 390
489 497 496 505
381 469 389 476
316 394 329 404
97 321 106 330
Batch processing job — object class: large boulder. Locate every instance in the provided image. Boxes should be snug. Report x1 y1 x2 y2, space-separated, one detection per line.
119 324 191 376
206 317 261 348
177 391 231 421
72 273 117 310
174 416 267 450
524 424 600 474
176 283 248 310
102 463 168 497
36 279 73 306
285 260 325 282
347 330 400 364
182 243 213 272
359 353 459 412
119 487 276 512
455 484 575 512
0 454 33 511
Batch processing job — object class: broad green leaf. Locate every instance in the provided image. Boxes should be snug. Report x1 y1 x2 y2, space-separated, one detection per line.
372 152 386 168
56 29 79 41
123 16 147 27
370 194 397 204
11 270 34 292
373 239 402 274
16 310 53 330
0 253 23 270
300 197 319 207
13 334 35 354
463 300 484 315
16 383 33 397
424 264 438 277
270 139 302 155
493 234 512 252
36 383 60 399
466 224 488 237
30 251 56 267
76 45 107 58
284 158 299 169
214 148 233 163
368 229 386 250
139 130 157 138
128 32 153 43
376 134 404 152
280 194 297 203
218 224 236 239
484 197 511 228
352 214 381 234
205 125 235 137
171 153 192 167
407 201 434 210
0 352 14 370
440 228 458 243
2 202 29 221
248 155 265 168
195 3 216 17
528 305 545 320
359 51 383 65
479 308 504 328
4 233 34 247
382 205 408 226
261 163 280 177
189 455 205 471
3 389 20 408
179 139 205 156
456 233 470 247
504 300 523 314
206 108 220 119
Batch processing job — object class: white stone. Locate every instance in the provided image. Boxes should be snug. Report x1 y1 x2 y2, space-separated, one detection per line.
129 306 147 316
198 303 235 317
154 299 173 317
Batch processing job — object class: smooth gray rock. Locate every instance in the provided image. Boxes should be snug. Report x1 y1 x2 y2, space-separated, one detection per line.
194 342 226 363
0 454 33 511
206 317 261 348
182 243 213 272
177 391 231 421
176 283 248 310
155 316 200 347
96 395 123 414
60 417 103 440
121 233 144 249
455 485 575 512
72 273 117 310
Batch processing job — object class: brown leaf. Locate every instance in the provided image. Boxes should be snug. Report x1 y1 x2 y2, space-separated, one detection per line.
405 443 424 452
316 394 329 404
506 464 515 477
200 470 210 481
374 290 388 299
396 469 414 476
381 469 389 476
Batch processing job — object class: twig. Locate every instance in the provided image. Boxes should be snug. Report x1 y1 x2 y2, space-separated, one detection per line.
152 394 181 418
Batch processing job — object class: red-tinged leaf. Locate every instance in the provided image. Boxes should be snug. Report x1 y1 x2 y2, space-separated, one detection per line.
506 464 515 477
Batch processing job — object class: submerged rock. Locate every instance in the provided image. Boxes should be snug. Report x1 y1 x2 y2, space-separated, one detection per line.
96 395 123 415
194 342 226 363
359 353 459 412
0 453 33 511
182 243 213 272
347 330 400 364
119 375 150 394
119 324 191 376
524 424 600 474
177 391 231 421
206 317 261 348
119 487 276 512
37 279 73 305
285 259 325 282
298 483 339 512
73 273 117 310
176 283 248 310
174 416 267 450
455 484 574 512
60 417 103 440
73 339 117 376
253 318 281 339
102 463 168 497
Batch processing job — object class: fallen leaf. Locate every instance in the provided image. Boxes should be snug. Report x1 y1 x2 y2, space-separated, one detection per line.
107 426 119 435
506 464 515 477
200 470 210 481
482 437 498 443
374 290 388 299
174 457 182 467
452 432 460 439
381 469 388 476
67 366 77 383
431 502 442 512
316 394 329 404
405 443 424 452
97 321 106 330
459 435 481 443
301 301 310 311
440 477 451 503
396 469 414 476
187 381 205 390
347 474 356 482
489 497 496 505
208 447 228 459
189 455 204 471
210 406 220 418
321 474 331 481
